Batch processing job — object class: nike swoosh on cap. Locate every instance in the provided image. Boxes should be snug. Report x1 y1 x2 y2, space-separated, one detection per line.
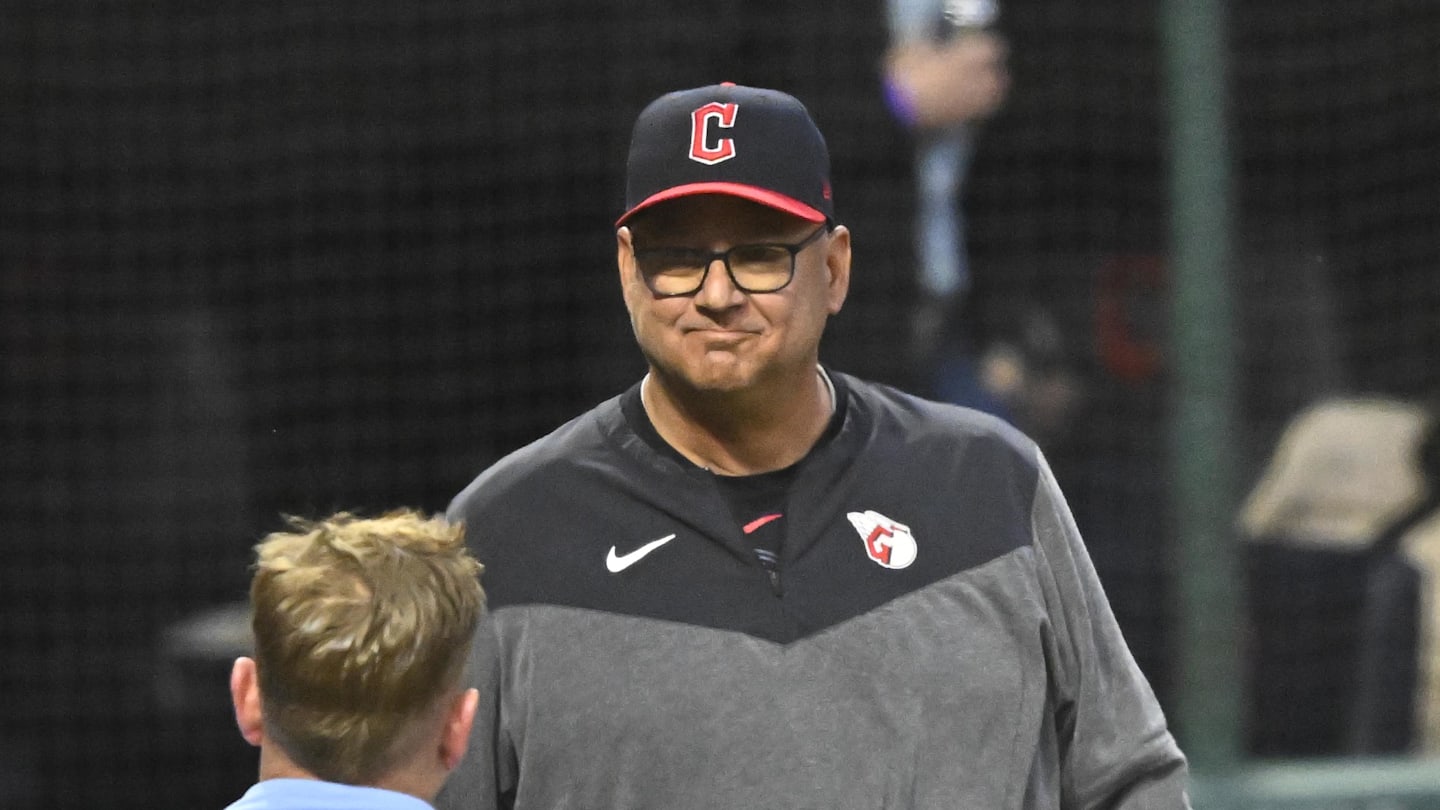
606 533 677 573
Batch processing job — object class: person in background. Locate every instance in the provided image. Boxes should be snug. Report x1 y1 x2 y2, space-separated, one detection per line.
882 0 1009 371
226 509 485 810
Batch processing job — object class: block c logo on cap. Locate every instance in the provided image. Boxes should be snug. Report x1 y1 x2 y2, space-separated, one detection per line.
689 102 738 165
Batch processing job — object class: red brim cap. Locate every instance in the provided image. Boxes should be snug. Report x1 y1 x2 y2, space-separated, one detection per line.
617 83 834 228
616 182 828 227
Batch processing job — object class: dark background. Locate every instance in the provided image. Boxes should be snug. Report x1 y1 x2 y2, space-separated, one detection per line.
3 0 1437 806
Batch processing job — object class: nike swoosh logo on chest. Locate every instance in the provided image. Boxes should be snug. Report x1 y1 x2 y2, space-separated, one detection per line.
606 533 677 573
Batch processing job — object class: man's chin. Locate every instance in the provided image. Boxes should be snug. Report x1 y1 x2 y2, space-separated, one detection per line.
664 361 756 394
685 370 753 394
642 344 769 394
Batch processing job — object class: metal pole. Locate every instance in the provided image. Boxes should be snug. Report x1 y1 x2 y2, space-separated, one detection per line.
1160 0 1244 779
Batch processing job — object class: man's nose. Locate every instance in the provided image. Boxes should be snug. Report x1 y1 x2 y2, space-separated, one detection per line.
693 256 744 309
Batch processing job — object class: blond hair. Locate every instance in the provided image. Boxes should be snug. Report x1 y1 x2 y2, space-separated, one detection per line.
249 509 484 785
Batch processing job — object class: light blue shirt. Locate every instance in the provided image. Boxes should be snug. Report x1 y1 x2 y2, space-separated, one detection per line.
225 778 433 810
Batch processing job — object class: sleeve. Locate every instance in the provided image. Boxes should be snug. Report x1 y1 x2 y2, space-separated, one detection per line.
1029 449 1191 809
434 614 517 810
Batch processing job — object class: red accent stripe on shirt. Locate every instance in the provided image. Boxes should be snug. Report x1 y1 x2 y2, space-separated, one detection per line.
742 513 784 534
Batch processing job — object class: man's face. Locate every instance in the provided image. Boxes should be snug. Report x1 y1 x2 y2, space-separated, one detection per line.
616 195 850 395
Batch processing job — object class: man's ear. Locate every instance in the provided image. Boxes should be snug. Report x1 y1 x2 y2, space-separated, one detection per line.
617 227 637 287
230 657 265 748
823 225 852 315
616 226 647 320
441 688 480 772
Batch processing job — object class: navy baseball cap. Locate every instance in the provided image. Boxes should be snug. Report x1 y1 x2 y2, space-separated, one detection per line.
616 83 834 227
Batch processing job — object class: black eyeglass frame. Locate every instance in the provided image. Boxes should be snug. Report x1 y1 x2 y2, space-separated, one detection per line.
632 224 830 298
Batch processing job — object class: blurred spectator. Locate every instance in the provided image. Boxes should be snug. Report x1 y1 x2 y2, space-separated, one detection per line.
1239 396 1437 756
930 301 1084 448
1351 396 1440 754
881 0 1009 377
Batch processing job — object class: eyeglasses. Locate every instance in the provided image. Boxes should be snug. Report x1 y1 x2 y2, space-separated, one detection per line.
632 225 828 298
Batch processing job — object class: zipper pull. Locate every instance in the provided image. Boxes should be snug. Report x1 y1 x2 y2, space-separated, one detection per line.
754 548 783 597
764 561 783 597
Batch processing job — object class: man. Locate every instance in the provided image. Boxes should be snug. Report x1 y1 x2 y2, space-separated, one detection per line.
882 0 1009 371
441 83 1188 809
226 510 485 809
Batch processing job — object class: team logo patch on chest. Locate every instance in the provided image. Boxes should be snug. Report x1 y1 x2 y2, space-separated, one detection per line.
846 510 918 569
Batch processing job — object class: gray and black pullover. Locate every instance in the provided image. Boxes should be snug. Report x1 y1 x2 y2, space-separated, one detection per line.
439 371 1188 810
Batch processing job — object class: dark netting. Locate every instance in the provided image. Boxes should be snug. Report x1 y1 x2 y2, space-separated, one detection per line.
1228 0 1440 760
3 0 1438 805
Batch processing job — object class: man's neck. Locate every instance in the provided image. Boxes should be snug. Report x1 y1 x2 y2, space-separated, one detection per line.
642 366 835 476
257 745 439 805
